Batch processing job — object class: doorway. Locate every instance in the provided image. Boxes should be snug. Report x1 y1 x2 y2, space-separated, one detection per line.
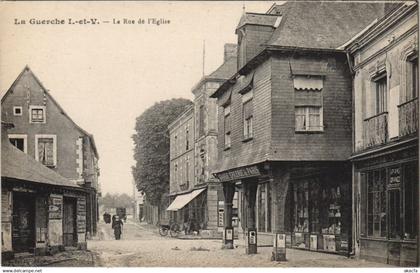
63 197 77 247
12 192 36 252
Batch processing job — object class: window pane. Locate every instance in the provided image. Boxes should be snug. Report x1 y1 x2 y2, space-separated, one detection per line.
38 138 54 166
295 107 306 131
404 162 418 240
243 99 253 119
389 190 401 239
308 107 321 130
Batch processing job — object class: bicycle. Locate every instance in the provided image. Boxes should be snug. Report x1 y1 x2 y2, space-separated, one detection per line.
159 222 181 238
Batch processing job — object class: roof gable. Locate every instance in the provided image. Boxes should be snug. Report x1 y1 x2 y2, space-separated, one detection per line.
1 66 99 159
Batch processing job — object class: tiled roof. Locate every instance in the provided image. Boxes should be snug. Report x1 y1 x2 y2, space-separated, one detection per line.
268 1 386 49
1 133 83 189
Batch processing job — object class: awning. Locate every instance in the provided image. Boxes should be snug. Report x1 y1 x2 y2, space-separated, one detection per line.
166 188 206 211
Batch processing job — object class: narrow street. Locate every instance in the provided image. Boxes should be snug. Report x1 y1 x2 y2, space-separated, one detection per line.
88 219 393 267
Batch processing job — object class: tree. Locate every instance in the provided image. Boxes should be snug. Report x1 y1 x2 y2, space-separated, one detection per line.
99 192 134 209
132 98 192 206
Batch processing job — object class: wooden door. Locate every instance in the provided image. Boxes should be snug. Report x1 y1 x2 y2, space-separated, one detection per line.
63 198 77 247
12 193 35 252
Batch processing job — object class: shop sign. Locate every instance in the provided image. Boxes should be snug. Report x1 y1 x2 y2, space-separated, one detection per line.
389 167 401 187
48 196 62 219
216 166 260 182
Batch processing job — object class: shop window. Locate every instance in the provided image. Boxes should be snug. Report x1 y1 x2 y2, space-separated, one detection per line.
367 169 387 238
29 105 46 123
35 135 57 167
403 162 418 240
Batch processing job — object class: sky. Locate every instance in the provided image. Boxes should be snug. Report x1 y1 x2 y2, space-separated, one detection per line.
0 1 277 195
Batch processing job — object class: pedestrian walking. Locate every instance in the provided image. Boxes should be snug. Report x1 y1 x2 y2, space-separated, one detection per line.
112 215 124 240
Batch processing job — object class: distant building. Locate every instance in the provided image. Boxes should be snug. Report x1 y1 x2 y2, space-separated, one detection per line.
347 2 418 266
1 66 100 237
210 1 387 255
1 122 88 260
167 44 237 236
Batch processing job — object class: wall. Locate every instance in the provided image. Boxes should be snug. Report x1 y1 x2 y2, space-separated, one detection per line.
352 9 418 152
270 53 352 161
169 107 195 194
216 59 272 171
194 81 220 184
1 189 13 254
1 69 87 182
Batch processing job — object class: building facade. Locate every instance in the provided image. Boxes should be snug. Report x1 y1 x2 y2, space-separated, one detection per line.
347 2 418 266
167 44 238 236
1 122 88 260
211 2 386 256
1 67 100 237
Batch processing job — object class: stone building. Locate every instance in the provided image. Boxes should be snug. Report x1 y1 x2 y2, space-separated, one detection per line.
346 2 418 266
1 66 100 237
1 122 88 260
167 44 238 236
210 1 386 256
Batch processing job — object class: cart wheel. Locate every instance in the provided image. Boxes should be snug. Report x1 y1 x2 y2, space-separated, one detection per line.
170 223 180 238
159 226 168 236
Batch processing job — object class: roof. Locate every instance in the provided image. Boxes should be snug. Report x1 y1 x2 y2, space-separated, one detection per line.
1 126 84 190
267 1 386 49
191 56 238 94
1 66 99 159
236 12 280 30
208 56 237 79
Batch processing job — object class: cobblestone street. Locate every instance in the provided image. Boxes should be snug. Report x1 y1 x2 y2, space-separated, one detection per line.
87 220 394 267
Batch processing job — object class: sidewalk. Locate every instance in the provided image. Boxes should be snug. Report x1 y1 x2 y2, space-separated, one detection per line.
2 249 95 267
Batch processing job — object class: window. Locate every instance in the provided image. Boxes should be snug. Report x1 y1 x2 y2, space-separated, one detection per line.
35 135 57 167
224 105 231 148
242 91 253 140
406 57 418 101
8 134 27 153
366 169 387 238
374 76 387 114
13 106 22 116
186 157 189 183
29 106 46 123
362 164 417 240
199 105 205 137
185 127 189 151
295 106 323 131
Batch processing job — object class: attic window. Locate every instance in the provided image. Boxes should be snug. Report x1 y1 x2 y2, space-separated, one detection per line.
293 75 323 91
13 106 22 116
29 105 46 123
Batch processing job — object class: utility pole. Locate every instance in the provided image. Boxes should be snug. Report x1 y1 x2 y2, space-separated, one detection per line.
202 39 206 77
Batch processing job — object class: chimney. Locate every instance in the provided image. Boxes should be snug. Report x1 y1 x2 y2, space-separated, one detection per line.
224 43 237 62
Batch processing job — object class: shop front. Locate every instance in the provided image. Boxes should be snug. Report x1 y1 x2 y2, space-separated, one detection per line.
288 169 352 255
353 141 418 266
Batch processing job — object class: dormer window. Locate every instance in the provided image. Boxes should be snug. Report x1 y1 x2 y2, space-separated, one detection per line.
29 105 46 123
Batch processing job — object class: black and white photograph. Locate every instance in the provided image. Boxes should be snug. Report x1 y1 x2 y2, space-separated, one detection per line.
0 0 418 270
